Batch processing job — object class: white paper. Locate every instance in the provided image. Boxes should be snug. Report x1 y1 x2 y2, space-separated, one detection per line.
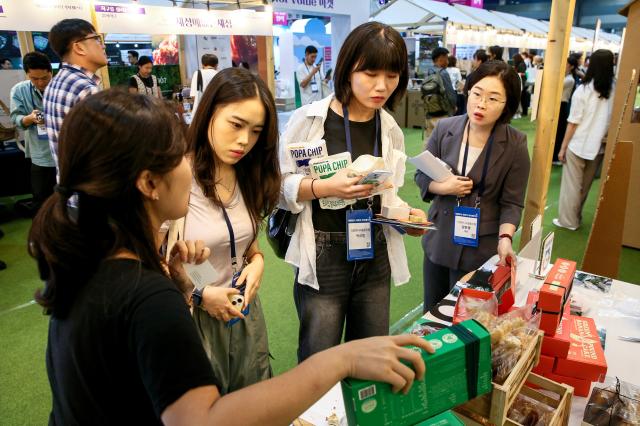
183 260 219 290
408 150 454 182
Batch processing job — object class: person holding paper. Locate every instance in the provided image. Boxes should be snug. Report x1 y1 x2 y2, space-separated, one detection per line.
280 22 428 362
30 89 434 425
415 60 530 312
166 68 280 393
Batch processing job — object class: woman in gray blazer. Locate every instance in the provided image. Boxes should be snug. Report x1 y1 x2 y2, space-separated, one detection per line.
415 61 531 312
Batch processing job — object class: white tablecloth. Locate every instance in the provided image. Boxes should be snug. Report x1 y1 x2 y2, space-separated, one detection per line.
299 255 640 425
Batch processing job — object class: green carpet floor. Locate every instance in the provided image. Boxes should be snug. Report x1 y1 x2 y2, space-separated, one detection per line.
0 117 638 423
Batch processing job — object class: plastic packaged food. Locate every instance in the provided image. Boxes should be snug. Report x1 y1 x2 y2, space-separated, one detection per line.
583 377 640 425
507 393 555 426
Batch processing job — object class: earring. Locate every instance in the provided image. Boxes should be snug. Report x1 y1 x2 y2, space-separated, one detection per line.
152 193 159 201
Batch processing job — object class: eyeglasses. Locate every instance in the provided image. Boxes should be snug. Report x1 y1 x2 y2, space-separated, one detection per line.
75 34 104 45
468 90 506 107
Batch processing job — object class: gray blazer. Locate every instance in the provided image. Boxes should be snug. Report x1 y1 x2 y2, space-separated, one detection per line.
415 114 530 272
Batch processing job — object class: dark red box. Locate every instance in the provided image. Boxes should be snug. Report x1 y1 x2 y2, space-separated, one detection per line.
489 257 516 315
553 316 607 382
533 354 556 375
546 372 592 397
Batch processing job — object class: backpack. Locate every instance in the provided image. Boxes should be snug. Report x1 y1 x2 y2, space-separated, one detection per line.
421 69 452 116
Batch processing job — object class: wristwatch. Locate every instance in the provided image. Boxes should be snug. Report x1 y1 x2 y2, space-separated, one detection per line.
192 287 204 308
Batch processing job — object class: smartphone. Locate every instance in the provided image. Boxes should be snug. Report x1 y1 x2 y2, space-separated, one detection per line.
316 57 324 66
358 170 393 186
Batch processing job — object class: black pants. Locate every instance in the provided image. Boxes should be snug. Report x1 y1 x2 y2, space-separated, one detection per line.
521 89 531 116
422 255 467 313
553 101 570 162
294 228 391 363
31 163 56 212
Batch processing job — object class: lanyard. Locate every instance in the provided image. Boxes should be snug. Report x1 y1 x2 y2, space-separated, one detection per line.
460 119 495 207
342 104 380 157
221 207 239 274
304 63 319 84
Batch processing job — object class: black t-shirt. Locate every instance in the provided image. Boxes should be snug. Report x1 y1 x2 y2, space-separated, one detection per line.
129 74 155 89
46 259 219 425
312 108 382 232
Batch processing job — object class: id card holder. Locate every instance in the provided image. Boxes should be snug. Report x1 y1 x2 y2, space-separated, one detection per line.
228 269 250 327
310 80 319 93
453 206 480 248
37 123 48 140
346 209 374 261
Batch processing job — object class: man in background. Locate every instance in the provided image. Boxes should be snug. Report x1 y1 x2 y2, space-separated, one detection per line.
43 19 106 172
190 53 219 115
10 52 55 215
127 50 139 66
422 47 456 139
296 45 325 105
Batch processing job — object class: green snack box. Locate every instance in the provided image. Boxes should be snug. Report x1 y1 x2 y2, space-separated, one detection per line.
414 410 464 426
341 319 492 426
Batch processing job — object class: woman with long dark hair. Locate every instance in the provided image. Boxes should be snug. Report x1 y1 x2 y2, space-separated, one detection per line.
167 67 280 393
31 89 433 424
554 49 615 231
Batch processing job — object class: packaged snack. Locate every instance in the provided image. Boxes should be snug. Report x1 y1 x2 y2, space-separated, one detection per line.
452 288 498 325
554 316 607 382
507 393 555 426
583 377 640 426
541 314 571 358
539 259 576 335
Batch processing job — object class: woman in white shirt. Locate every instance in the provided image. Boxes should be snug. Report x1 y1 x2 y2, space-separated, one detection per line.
279 22 427 362
172 67 281 393
555 49 615 231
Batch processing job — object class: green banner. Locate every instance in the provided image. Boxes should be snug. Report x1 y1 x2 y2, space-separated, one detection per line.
107 64 182 98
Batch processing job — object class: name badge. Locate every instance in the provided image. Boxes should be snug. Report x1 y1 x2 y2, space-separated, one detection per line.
453 206 480 248
346 209 374 261
310 80 319 93
37 123 48 139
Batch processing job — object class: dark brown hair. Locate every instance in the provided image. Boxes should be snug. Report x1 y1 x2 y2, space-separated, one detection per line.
333 21 408 111
583 49 615 99
465 60 521 124
29 90 186 318
187 67 280 231
49 19 96 59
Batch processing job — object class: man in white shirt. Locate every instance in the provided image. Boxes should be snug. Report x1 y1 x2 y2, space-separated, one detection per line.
296 46 324 106
190 54 218 115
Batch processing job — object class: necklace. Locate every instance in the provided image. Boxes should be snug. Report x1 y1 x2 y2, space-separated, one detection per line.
215 179 236 193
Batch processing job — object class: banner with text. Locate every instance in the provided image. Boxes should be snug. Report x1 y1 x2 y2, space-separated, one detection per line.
0 0 91 32
94 3 272 36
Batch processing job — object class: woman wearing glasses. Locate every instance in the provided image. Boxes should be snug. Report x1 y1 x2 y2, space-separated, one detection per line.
415 60 531 312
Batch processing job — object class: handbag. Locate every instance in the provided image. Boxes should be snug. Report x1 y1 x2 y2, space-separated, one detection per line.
267 208 298 259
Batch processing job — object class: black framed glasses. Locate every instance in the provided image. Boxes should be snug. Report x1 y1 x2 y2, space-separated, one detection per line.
75 34 104 45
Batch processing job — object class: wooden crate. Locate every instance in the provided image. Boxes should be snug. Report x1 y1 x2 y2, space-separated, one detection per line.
455 330 543 426
505 373 573 426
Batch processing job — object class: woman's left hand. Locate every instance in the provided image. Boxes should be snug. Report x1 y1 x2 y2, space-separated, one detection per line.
497 237 516 266
168 240 211 294
404 208 428 237
235 254 264 310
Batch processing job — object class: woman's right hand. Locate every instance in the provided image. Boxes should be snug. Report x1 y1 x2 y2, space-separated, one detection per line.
440 175 473 197
321 169 374 200
201 286 245 322
335 334 434 394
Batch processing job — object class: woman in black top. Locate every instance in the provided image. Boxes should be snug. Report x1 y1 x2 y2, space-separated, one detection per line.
129 55 161 98
30 90 433 425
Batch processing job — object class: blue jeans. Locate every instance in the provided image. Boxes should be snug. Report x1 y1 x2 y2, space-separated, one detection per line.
294 228 391 363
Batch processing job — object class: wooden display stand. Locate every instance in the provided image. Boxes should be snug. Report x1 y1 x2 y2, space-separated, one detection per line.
600 0 640 249
519 0 576 248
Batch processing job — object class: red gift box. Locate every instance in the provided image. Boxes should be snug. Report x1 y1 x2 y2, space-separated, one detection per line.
539 259 576 335
533 354 556 375
490 257 516 315
546 372 592 397
541 312 571 356
553 316 607 382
